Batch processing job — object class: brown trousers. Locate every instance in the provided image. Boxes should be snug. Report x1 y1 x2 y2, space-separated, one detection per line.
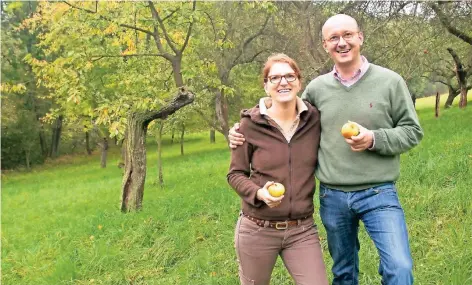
234 214 328 285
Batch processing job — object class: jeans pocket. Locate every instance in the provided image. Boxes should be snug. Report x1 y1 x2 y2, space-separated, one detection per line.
319 185 329 198
372 183 397 195
238 216 263 235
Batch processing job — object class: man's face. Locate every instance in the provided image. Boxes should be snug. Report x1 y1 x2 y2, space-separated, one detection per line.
322 17 364 67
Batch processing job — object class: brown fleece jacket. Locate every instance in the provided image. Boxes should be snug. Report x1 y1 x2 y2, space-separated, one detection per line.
227 100 321 220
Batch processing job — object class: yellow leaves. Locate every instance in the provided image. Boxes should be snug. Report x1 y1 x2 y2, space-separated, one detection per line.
103 23 118 35
110 121 122 136
84 61 93 71
0 83 26 94
98 225 103 230
172 31 185 45
67 89 81 104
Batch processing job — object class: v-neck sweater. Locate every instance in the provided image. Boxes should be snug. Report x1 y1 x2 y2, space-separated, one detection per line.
301 64 423 191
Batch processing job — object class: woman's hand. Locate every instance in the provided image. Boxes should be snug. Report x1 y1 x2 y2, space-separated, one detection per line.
257 181 284 208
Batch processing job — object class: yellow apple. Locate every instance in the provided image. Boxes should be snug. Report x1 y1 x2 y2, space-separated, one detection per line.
268 183 285 197
341 121 360 139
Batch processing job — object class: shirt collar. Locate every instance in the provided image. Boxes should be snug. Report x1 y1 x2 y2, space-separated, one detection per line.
259 97 307 116
332 56 369 81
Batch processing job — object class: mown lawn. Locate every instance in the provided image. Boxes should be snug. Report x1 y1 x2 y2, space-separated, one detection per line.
2 98 472 285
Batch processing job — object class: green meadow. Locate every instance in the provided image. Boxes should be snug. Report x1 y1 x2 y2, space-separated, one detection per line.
2 96 472 285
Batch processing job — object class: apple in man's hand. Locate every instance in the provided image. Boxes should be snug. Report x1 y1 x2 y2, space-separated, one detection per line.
268 183 285 197
341 121 360 139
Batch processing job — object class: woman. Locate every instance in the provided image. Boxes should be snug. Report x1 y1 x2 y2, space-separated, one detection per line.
227 53 328 285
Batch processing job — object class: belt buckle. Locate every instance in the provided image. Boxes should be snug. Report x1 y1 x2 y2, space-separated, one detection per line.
275 221 288 230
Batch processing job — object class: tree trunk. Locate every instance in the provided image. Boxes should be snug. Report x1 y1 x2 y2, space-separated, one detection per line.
85 131 92 155
435 92 440 118
215 89 229 143
210 128 216 143
180 123 185 156
447 48 468 108
121 88 194 212
121 114 147 212
171 127 175 144
100 137 108 168
157 120 164 187
38 128 47 158
444 85 458 108
50 115 63 158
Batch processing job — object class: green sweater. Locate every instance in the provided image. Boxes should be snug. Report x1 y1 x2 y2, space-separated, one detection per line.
301 64 423 191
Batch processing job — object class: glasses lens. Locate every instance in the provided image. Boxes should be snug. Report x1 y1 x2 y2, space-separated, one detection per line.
285 74 296 82
343 32 354 40
329 36 339 43
269 75 281 83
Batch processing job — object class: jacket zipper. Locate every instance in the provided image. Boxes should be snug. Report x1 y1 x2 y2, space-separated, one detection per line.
288 142 292 219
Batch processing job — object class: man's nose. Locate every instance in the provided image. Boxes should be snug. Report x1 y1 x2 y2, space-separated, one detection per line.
337 36 347 46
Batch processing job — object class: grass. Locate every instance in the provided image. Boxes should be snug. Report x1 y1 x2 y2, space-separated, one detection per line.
2 98 472 285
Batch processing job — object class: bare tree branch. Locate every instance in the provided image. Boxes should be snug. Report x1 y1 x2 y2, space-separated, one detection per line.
232 13 271 67
63 1 154 36
430 2 472 46
180 0 197 54
148 1 179 54
90 53 170 62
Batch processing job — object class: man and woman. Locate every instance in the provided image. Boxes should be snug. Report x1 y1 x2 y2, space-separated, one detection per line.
227 14 423 285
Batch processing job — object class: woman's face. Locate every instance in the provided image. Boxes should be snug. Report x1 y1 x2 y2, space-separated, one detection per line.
264 62 301 104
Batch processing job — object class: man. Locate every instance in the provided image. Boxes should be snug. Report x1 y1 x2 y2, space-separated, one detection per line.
229 14 423 285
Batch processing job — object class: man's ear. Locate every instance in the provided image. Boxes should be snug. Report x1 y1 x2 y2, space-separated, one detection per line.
358 31 364 46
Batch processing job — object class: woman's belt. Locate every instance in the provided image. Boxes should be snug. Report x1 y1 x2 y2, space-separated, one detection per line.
242 213 310 230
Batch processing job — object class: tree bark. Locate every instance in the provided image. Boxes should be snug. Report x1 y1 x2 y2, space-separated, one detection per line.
180 122 185 156
157 120 164 187
210 128 216 143
50 115 63 158
85 131 92 155
38 127 47 158
447 48 468 108
435 92 440 118
171 127 175 144
121 88 194 212
100 137 108 168
444 85 459 108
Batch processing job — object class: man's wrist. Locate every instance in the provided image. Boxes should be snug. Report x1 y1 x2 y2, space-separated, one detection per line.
368 130 375 150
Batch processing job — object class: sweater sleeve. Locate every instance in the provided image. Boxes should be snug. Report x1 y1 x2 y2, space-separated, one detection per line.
227 119 264 207
371 78 424 155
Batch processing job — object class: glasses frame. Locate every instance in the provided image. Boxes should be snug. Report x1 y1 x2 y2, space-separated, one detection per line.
324 31 359 45
265 73 298 84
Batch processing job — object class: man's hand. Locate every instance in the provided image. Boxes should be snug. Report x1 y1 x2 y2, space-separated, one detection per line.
256 181 284 208
229 123 245 149
345 122 374 152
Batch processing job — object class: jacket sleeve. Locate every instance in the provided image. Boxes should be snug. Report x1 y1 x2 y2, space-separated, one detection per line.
227 119 264 207
371 78 424 155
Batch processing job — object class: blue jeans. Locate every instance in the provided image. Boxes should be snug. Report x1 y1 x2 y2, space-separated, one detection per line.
319 183 413 285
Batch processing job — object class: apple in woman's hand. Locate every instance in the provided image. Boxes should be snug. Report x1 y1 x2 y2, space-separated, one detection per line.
268 183 285 197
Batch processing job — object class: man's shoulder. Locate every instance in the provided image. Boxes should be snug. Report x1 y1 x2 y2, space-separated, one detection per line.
370 64 403 81
306 72 333 88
